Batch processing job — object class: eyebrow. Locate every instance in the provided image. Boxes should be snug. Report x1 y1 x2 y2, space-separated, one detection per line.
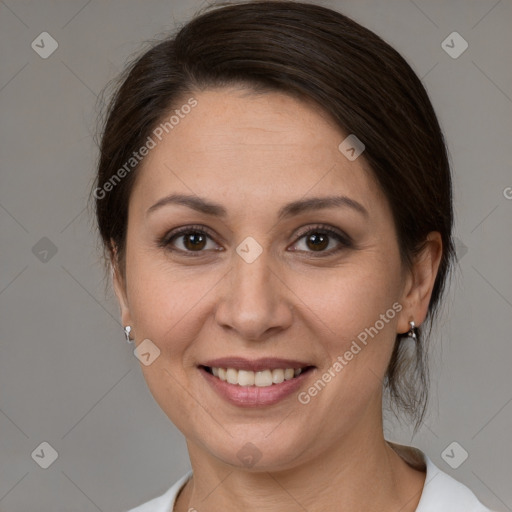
146 193 368 219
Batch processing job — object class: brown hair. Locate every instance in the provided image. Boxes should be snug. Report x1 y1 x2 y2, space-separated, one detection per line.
94 0 454 430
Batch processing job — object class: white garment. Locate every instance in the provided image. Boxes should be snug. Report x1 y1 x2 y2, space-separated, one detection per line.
126 442 493 512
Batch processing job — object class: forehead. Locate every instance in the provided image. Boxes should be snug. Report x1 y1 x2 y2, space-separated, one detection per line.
131 87 382 214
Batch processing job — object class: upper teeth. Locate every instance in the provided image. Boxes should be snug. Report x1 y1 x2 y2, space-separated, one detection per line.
211 367 302 387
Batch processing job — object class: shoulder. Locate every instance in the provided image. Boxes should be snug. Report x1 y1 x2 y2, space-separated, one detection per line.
416 455 493 512
388 441 493 512
126 471 192 512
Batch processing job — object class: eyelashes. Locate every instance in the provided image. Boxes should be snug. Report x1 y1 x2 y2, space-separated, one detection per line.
157 224 220 255
157 223 353 257
292 225 353 254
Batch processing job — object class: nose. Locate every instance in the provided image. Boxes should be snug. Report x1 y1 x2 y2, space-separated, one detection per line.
214 244 294 341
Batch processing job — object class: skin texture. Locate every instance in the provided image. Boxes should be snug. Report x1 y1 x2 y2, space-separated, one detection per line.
113 87 442 512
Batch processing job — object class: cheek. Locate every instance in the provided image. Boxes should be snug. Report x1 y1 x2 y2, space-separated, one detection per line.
293 260 401 345
291 259 402 402
123 253 220 430
292 266 402 424
125 250 223 352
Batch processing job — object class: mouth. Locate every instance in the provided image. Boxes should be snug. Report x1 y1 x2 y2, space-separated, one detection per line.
200 365 314 387
198 358 315 407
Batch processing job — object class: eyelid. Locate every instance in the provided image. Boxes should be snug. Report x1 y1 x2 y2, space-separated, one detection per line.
158 224 221 250
159 223 353 254
293 223 353 245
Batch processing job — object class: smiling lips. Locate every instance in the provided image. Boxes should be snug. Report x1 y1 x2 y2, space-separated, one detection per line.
199 357 314 406
210 366 302 387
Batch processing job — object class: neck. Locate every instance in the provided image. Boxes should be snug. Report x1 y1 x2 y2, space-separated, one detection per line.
176 416 425 512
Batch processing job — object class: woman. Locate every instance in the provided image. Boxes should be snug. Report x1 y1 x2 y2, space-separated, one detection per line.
93 1 494 510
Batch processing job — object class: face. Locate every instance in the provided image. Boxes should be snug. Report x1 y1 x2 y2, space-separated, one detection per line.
114 87 422 471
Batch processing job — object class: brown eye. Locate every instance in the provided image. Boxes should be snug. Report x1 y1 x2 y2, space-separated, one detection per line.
291 225 352 255
182 232 207 251
159 226 221 255
305 232 329 251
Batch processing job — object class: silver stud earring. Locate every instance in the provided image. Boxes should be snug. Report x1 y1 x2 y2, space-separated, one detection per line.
407 321 417 341
124 325 133 344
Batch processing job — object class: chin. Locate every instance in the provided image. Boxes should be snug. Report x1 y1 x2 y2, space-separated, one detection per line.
198 425 314 472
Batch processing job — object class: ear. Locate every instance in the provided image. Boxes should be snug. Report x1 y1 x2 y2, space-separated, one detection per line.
397 232 443 334
110 246 133 331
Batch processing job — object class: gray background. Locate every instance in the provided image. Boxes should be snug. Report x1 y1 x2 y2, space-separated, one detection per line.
0 0 511 511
